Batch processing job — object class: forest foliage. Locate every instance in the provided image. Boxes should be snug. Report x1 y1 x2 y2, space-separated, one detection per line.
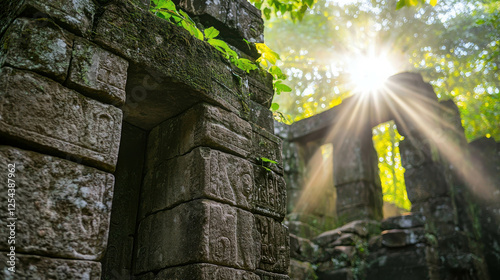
263 0 498 210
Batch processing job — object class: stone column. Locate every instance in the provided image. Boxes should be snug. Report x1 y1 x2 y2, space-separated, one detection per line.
391 73 490 280
332 122 383 223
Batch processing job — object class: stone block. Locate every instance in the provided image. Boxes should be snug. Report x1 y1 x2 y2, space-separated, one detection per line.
136 263 260 280
335 181 382 211
285 220 322 240
253 123 284 174
176 0 264 43
249 71 274 108
140 147 254 219
333 133 378 186
135 200 258 273
255 215 290 274
0 67 122 172
290 234 320 263
320 245 357 264
405 163 449 203
250 100 274 132
317 267 354 280
256 269 291 280
289 259 317 280
12 0 96 36
366 246 430 280
0 253 101 279
381 228 426 248
0 146 114 260
146 103 252 166
411 197 456 226
0 18 73 83
381 213 425 230
337 206 382 223
399 138 436 169
253 165 287 219
67 37 128 106
313 220 380 246
94 2 252 120
332 233 361 247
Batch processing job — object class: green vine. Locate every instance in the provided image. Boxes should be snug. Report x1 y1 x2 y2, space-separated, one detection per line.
149 0 290 111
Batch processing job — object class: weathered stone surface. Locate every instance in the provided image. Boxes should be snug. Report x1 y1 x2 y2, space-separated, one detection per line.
332 233 361 247
256 269 291 280
255 215 290 274
135 200 258 273
337 206 382 224
381 228 426 248
336 181 383 212
290 234 320 262
0 18 73 83
411 197 456 226
367 246 430 280
136 263 260 280
399 138 436 169
254 165 287 219
176 0 264 44
333 133 379 186
0 0 24 36
253 123 284 173
147 103 252 165
67 37 128 106
381 213 425 230
249 72 274 108
405 163 449 203
319 246 357 263
103 123 147 279
0 67 122 172
1 0 96 37
94 2 254 119
313 220 380 246
250 100 274 132
0 146 114 260
140 147 254 218
317 267 354 280
0 253 101 279
289 259 317 280
285 220 322 240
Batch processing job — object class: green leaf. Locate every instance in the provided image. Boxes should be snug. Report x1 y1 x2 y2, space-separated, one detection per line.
260 157 278 164
208 38 230 51
156 0 176 10
274 80 292 94
235 58 258 73
396 0 406 10
204 27 219 39
269 66 287 79
264 7 272 20
271 103 280 111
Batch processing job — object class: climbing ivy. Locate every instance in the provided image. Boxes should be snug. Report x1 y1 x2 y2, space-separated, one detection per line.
149 0 291 111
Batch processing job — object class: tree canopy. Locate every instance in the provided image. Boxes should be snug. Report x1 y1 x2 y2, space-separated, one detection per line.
262 0 499 210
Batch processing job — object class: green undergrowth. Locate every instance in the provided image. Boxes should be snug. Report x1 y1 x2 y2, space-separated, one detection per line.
149 0 291 111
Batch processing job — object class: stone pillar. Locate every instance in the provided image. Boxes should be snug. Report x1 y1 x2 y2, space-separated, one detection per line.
0 1 127 278
332 123 383 223
392 73 490 280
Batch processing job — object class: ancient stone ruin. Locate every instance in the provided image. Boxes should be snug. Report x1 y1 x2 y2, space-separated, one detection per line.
0 0 288 279
0 0 498 280
280 73 500 280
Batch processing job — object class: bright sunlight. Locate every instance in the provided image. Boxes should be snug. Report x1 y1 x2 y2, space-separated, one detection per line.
348 54 397 94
